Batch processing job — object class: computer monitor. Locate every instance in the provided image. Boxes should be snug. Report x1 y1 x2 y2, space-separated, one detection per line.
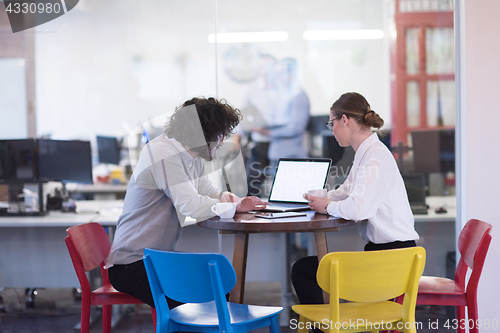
439 129 455 174
322 134 345 165
0 139 38 184
97 135 120 165
307 115 330 157
377 130 392 150
403 173 428 215
38 139 93 184
307 115 330 136
411 129 455 173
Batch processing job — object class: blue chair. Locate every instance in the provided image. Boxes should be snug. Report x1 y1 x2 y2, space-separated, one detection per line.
143 249 283 333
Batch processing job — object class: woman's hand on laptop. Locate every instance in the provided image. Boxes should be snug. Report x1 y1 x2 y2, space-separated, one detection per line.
304 194 331 215
236 196 269 212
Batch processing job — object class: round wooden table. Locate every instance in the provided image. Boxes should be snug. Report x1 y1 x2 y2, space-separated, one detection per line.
197 211 356 303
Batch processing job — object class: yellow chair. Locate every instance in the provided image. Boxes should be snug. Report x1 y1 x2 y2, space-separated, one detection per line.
292 247 426 333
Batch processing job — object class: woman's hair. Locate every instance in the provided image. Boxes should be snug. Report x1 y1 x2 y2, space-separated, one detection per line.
330 92 384 129
164 97 241 149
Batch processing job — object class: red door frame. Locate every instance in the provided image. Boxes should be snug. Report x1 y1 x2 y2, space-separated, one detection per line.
391 1 454 146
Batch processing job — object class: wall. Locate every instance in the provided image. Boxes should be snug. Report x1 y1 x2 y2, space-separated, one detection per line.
34 0 217 142
0 10 36 139
461 0 500 329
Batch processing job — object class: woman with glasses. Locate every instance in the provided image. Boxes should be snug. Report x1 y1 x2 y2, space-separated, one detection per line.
291 92 419 306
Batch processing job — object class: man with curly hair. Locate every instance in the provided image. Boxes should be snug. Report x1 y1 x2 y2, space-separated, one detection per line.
106 97 268 309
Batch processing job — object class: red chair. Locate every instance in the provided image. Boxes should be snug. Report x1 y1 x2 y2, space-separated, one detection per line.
65 222 156 333
392 219 492 333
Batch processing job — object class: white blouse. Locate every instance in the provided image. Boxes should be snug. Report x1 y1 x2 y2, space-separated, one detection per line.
326 133 419 244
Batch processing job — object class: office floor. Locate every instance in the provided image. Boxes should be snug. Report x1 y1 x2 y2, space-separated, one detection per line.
0 283 456 333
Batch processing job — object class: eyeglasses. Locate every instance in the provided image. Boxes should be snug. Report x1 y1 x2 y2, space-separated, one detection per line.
326 118 340 131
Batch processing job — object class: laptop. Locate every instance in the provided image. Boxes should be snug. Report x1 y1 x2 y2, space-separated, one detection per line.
403 174 428 215
239 105 268 131
263 158 332 212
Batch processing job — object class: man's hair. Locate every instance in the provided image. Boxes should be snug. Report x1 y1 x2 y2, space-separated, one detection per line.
164 97 241 149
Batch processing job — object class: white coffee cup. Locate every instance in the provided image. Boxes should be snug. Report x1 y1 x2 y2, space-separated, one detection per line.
211 202 237 219
307 188 327 198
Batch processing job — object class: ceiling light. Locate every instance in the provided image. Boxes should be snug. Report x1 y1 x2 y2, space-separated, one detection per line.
208 31 289 43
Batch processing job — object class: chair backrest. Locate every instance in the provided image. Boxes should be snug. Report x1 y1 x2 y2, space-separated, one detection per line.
455 219 492 290
317 247 426 303
143 249 236 304
457 219 492 270
317 247 426 328
144 250 237 333
66 222 112 272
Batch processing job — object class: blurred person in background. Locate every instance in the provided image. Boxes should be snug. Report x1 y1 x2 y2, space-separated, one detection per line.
252 57 310 171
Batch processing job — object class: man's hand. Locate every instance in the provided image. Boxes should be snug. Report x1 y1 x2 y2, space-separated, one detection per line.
236 196 269 212
221 192 241 204
304 193 331 214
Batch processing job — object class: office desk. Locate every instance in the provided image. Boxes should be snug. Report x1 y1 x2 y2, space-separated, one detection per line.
67 183 128 200
0 201 122 289
0 199 197 290
197 211 356 304
414 196 456 223
413 209 455 223
0 196 456 297
66 184 128 194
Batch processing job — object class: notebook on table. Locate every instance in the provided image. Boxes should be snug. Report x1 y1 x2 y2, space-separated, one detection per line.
263 158 332 212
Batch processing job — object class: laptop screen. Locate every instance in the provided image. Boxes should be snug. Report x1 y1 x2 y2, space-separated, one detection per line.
268 158 331 204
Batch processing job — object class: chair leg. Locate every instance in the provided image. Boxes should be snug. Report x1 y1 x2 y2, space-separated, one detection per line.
80 297 91 333
456 306 466 333
467 302 479 333
269 315 280 333
151 307 157 333
102 304 112 333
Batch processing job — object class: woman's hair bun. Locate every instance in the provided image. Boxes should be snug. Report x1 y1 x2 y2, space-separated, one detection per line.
364 110 384 129
331 92 384 129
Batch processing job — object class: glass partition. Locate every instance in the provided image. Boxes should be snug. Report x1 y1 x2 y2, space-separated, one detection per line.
214 0 388 195
426 27 455 75
1 0 456 211
426 80 455 127
0 0 458 322
406 28 420 75
407 81 420 127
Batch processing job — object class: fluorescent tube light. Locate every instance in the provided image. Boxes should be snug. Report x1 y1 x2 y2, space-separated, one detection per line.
303 29 384 40
208 31 289 43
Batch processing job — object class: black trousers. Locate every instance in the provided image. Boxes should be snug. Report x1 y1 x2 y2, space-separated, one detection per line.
108 259 183 309
291 240 417 305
